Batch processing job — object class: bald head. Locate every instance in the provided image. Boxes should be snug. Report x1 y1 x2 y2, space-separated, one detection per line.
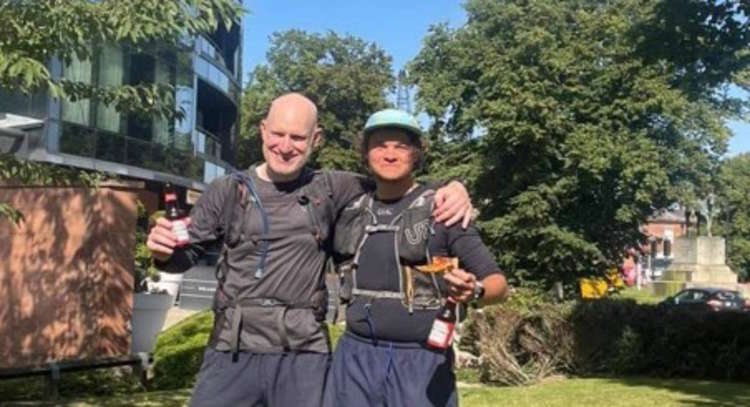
266 92 319 131
258 92 323 181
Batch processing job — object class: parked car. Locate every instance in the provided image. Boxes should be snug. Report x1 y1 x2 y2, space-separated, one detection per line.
659 288 749 312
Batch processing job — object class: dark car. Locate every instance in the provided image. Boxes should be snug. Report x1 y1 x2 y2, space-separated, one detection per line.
659 288 749 312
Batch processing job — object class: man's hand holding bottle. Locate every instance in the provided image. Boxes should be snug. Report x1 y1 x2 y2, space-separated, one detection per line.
146 183 191 262
146 217 191 262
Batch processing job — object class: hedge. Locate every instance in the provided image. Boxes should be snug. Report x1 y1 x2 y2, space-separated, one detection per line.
466 297 750 385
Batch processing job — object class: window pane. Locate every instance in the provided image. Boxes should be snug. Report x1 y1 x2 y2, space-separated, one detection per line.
153 58 172 146
95 131 127 163
96 45 124 133
59 123 95 157
61 56 92 125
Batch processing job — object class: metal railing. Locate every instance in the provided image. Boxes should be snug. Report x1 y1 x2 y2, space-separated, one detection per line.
195 126 223 159
196 36 226 68
56 122 232 183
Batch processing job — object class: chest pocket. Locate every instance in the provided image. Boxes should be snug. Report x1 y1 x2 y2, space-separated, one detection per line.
395 190 435 264
297 171 336 246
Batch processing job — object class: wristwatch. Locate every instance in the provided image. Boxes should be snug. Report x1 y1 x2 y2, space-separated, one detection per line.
471 280 485 304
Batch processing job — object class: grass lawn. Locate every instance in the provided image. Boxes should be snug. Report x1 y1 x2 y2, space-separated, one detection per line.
612 286 667 304
460 376 750 407
7 376 748 406
0 389 192 406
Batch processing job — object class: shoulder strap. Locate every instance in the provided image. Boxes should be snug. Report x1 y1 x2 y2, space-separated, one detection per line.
229 169 270 279
220 176 242 246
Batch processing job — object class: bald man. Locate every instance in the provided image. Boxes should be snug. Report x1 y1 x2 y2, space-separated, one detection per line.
147 93 473 407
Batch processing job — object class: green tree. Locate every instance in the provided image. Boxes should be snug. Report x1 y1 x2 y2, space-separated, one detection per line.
0 0 243 118
409 0 745 287
634 0 749 99
238 30 394 171
634 0 749 213
715 154 750 281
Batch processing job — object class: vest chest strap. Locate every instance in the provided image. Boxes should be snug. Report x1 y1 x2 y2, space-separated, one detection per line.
351 288 404 300
365 224 400 233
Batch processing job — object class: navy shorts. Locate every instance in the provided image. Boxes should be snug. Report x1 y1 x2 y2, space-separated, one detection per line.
326 332 457 407
190 348 331 407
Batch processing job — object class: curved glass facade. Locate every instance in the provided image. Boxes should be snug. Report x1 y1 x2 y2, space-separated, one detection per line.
2 23 241 190
196 56 241 101
5 24 244 189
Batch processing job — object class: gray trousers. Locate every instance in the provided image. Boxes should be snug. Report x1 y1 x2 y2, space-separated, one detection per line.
190 348 331 407
326 332 457 407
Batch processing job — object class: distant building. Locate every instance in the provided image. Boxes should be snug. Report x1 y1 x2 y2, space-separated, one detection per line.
0 19 243 207
623 206 693 281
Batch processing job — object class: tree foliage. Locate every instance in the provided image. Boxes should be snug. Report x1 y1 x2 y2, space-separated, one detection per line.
238 30 394 171
0 153 108 225
409 0 747 287
715 153 750 281
0 0 243 118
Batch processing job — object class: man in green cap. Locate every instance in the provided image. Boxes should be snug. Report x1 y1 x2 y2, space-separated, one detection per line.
327 109 508 407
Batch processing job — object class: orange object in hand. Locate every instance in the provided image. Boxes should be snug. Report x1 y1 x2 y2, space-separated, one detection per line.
415 256 458 274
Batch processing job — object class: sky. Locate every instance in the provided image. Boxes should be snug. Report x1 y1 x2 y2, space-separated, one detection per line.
241 0 748 156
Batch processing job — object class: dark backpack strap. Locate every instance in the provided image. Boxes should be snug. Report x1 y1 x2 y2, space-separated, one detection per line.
215 177 242 288
231 170 270 279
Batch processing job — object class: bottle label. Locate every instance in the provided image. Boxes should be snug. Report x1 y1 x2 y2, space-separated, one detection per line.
172 219 190 246
426 319 455 349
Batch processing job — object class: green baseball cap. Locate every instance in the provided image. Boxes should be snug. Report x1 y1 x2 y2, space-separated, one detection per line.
363 109 422 139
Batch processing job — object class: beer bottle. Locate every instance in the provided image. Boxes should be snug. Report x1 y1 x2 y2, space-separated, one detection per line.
164 183 190 247
426 298 457 349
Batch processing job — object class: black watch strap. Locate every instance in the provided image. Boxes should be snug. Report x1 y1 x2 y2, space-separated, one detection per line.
471 280 485 304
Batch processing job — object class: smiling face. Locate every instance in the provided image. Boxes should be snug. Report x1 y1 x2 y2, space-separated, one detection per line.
259 94 322 181
365 128 420 182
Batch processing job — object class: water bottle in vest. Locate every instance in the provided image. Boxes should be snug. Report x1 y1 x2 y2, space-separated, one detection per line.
426 298 457 349
164 183 190 247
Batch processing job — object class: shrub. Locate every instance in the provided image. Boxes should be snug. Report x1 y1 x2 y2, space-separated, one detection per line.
471 296 750 384
152 311 214 390
459 286 556 355
475 303 575 386
329 322 345 349
570 299 750 381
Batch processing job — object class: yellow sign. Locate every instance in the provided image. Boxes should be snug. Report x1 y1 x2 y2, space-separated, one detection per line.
579 270 625 299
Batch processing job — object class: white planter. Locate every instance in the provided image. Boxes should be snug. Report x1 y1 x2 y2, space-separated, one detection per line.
151 272 184 301
131 292 173 353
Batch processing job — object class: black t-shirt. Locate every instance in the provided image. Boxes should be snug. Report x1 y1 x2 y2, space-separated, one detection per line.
345 185 501 343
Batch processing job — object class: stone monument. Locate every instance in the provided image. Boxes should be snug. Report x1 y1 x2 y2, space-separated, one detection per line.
652 236 747 297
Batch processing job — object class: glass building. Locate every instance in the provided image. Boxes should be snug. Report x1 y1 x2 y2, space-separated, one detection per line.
0 22 242 193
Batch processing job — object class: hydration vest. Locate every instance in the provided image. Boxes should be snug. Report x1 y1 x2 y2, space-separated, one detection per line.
333 188 445 313
210 166 335 358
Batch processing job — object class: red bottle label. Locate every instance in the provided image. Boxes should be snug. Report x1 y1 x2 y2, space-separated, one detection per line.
426 318 455 349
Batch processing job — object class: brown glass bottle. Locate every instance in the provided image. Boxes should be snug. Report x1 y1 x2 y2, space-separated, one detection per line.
426 298 457 349
164 183 190 247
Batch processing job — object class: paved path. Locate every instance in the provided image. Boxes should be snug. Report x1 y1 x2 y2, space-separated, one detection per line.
161 307 199 331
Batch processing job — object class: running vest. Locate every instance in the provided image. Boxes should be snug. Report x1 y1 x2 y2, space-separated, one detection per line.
333 188 444 313
210 167 335 357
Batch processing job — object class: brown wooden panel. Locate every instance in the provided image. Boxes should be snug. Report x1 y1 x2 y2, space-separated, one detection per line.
0 186 136 368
